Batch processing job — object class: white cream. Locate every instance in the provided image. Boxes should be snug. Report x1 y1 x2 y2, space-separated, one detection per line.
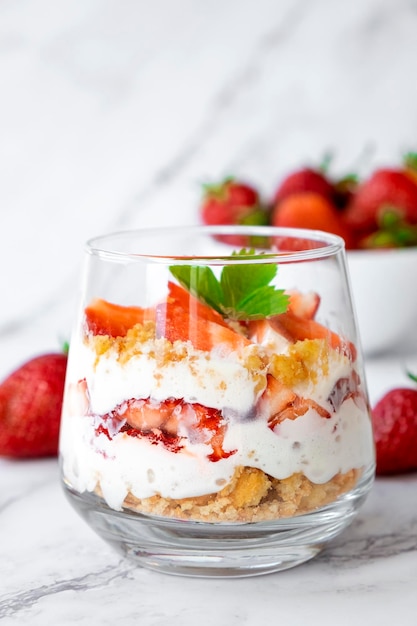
70 340 264 418
60 333 375 512
60 397 374 511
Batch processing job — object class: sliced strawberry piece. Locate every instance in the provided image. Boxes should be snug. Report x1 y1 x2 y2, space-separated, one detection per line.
66 378 90 417
97 394 235 462
258 374 297 421
156 297 251 352
247 318 292 352
117 397 181 434
96 398 183 447
272 235 326 252
269 397 330 429
84 298 154 337
327 372 364 412
271 312 356 360
190 403 236 462
167 281 228 326
120 424 184 453
287 290 320 320
258 375 330 429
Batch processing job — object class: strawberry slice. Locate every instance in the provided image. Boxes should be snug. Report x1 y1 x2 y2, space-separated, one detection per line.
84 298 154 337
157 282 251 352
270 312 356 360
247 318 292 352
156 300 250 352
118 397 181 434
272 235 325 252
167 281 228 326
257 374 330 429
258 374 297 421
287 290 320 320
191 404 236 462
97 394 236 462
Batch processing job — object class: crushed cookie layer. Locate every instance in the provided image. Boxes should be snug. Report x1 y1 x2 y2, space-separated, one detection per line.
95 467 361 523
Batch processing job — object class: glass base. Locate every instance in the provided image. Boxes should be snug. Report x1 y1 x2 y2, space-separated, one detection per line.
63 468 374 578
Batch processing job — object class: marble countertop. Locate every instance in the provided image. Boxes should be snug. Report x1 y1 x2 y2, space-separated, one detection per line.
0 456 416 625
1 0 417 623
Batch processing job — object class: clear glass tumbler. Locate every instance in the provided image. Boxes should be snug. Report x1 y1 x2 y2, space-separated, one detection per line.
59 225 375 577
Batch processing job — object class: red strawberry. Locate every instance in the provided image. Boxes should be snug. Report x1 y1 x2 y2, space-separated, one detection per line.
270 311 356 359
200 177 268 227
271 235 325 252
372 386 417 474
287 289 320 320
273 167 334 204
84 298 154 337
0 353 68 458
272 191 355 248
344 168 417 234
156 294 250 352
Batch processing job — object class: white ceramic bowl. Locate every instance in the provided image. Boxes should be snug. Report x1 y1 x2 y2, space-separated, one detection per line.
347 247 417 356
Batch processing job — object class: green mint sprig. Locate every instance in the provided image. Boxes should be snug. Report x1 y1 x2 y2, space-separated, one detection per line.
170 249 289 321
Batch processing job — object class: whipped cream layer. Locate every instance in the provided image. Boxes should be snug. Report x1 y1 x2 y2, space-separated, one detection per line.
61 399 373 511
72 339 264 418
60 332 375 512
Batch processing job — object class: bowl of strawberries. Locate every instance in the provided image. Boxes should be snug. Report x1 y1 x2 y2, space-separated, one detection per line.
199 155 417 355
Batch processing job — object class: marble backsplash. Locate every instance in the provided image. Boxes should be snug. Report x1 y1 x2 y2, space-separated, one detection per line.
1 0 417 381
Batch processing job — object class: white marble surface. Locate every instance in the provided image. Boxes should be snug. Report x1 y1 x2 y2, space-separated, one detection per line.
1 0 417 623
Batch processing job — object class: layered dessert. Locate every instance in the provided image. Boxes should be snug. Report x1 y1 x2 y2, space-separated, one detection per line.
60 256 374 523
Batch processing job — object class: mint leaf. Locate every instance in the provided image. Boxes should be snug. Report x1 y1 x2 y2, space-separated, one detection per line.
236 285 288 320
221 255 277 310
169 249 289 321
169 265 223 313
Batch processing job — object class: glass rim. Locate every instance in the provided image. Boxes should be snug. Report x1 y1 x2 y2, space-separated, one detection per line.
86 225 345 264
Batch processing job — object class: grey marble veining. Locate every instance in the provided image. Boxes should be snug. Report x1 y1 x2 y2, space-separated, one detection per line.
1 1 417 623
2 0 417 378
1 459 416 625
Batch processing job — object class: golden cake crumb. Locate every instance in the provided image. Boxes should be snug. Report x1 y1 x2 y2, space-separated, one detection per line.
114 466 361 523
220 466 272 507
270 339 334 387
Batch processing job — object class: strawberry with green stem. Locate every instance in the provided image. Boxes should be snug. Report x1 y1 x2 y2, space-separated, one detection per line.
372 371 417 475
343 168 417 240
273 167 334 205
0 352 68 458
200 177 269 227
273 153 359 210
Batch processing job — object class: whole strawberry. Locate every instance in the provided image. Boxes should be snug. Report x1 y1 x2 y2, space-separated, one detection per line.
271 191 355 248
200 177 268 227
372 383 417 475
273 167 334 204
344 168 417 235
0 353 67 458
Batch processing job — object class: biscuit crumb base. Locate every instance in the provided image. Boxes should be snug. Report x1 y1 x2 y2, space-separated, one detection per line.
117 467 360 523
